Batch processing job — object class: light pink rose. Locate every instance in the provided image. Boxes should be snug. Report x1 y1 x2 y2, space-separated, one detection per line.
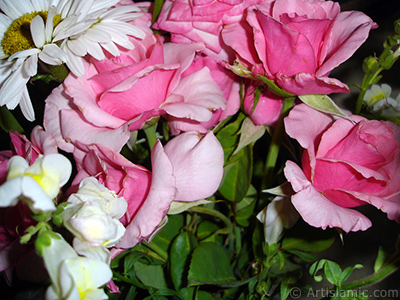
70 131 224 249
153 0 263 62
222 0 377 95
44 31 226 152
283 104 400 232
167 55 240 134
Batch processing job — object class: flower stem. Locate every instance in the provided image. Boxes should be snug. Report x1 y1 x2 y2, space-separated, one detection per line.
341 253 400 290
261 97 295 188
354 67 383 115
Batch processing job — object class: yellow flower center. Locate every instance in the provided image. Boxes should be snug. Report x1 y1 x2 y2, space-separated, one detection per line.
1 10 61 56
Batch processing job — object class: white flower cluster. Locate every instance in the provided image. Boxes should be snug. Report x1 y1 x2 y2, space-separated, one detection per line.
0 0 145 121
62 177 128 264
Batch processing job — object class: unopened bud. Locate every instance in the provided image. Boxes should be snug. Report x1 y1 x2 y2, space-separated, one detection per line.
362 56 379 73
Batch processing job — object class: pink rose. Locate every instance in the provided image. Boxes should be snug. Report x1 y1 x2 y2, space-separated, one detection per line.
167 55 240 134
70 131 224 249
44 31 226 152
222 0 377 95
283 104 400 232
153 0 263 62
243 80 282 126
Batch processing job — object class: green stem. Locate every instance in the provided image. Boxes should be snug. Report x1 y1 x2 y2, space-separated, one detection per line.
341 255 400 290
261 97 295 189
354 68 383 115
143 241 168 262
188 206 233 230
144 124 158 150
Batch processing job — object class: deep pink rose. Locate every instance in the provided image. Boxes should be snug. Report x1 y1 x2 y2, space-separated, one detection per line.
153 0 263 62
284 104 400 232
243 80 283 126
222 0 377 95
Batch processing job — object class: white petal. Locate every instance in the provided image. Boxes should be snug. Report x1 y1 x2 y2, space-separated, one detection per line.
39 44 68 65
45 6 57 42
23 53 38 77
8 48 40 61
64 45 85 76
63 257 112 293
21 176 56 212
7 155 29 178
66 38 88 56
0 177 22 207
0 0 33 20
85 39 105 61
83 26 112 43
0 66 28 108
31 15 46 48
100 42 120 57
19 87 35 121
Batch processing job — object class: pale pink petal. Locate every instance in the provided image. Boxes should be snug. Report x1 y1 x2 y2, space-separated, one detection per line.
284 161 372 232
284 104 333 169
164 131 224 201
60 110 130 153
116 141 176 248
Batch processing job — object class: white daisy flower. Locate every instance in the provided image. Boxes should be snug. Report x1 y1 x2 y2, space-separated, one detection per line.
0 0 145 121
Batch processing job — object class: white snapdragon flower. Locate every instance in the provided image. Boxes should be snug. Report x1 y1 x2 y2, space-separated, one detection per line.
0 0 145 121
63 177 127 263
41 232 112 300
257 196 299 244
0 154 71 213
363 83 400 117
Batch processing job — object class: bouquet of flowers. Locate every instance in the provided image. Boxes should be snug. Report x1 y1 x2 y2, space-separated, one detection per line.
0 0 399 299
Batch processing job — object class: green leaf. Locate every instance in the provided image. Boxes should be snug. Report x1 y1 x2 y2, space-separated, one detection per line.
168 200 212 215
170 231 198 290
134 261 168 289
233 117 265 156
280 273 301 300
263 181 294 197
373 246 386 273
337 264 363 287
188 242 238 287
281 225 335 252
218 145 253 202
323 260 342 286
298 94 353 122
309 260 326 283
0 106 24 133
150 214 184 254
216 113 245 159
287 249 317 262
235 185 257 227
